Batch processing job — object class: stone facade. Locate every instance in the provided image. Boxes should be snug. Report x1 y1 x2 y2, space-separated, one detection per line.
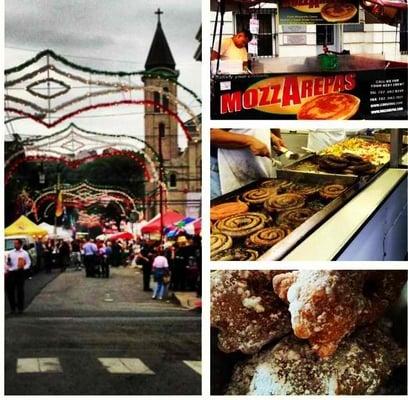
143 17 201 219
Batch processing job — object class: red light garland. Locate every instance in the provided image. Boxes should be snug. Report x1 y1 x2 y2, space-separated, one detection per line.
5 99 192 140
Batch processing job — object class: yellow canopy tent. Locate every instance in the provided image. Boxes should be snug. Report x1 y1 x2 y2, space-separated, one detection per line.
5 215 48 238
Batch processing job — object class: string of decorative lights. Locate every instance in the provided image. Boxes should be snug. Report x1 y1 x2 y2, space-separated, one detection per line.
6 62 200 133
5 49 201 104
4 49 201 218
31 181 161 221
32 181 138 213
5 100 193 140
5 45 199 67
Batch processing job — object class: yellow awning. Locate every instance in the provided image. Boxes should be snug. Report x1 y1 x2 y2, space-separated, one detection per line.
5 215 48 238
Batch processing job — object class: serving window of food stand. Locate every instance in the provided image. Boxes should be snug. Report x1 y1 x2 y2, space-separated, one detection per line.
236 9 278 56
316 25 333 45
210 0 408 120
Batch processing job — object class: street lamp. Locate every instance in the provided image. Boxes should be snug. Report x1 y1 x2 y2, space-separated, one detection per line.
38 162 45 185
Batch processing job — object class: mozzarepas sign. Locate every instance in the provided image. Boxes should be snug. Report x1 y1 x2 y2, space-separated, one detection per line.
278 0 360 25
211 69 408 120
220 74 356 115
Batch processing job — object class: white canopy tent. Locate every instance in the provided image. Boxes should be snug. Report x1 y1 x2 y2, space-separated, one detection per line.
38 222 73 240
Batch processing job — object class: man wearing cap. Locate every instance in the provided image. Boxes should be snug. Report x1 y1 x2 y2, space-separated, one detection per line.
5 239 31 314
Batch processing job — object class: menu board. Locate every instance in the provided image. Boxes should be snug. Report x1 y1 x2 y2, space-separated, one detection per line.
211 68 408 120
278 1 360 25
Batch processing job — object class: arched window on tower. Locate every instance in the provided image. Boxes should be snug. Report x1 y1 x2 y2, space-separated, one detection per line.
169 172 177 188
159 122 165 138
163 87 169 110
153 91 161 113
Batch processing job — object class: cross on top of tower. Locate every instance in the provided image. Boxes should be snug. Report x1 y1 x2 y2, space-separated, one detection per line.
155 8 163 23
144 7 178 74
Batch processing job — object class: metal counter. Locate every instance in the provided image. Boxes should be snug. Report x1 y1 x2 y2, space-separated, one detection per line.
252 55 408 75
283 168 407 261
211 165 391 261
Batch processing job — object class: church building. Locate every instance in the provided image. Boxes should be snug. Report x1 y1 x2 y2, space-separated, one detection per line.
143 9 201 220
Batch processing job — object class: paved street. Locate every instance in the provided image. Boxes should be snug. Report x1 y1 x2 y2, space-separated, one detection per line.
5 267 201 395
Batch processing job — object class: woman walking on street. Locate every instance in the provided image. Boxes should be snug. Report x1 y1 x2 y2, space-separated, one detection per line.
151 249 169 300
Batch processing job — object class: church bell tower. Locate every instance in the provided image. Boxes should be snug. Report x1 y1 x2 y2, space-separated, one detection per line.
143 8 179 162
143 9 180 218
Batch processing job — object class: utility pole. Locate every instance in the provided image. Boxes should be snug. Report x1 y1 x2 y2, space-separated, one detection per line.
54 170 60 236
159 123 165 243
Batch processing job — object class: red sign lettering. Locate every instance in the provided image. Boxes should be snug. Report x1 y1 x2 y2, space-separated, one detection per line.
220 92 242 114
219 73 357 114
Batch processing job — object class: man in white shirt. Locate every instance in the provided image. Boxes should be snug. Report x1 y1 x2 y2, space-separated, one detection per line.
211 30 252 70
5 239 31 314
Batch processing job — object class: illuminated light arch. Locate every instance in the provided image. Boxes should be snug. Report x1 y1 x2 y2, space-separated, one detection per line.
41 197 127 219
30 182 141 219
5 123 163 186
4 49 201 136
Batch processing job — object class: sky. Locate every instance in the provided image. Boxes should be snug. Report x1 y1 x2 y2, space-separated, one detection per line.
4 0 201 148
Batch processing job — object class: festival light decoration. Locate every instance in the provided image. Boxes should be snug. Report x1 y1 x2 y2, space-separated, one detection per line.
4 49 199 223
5 100 194 139
5 49 201 104
5 123 163 185
26 77 70 100
4 50 201 136
30 181 140 219
76 210 102 228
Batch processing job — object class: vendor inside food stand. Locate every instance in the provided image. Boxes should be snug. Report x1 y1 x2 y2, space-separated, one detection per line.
211 30 252 63
210 129 285 198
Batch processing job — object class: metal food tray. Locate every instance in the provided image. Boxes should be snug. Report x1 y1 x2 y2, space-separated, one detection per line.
211 168 385 261
282 153 387 178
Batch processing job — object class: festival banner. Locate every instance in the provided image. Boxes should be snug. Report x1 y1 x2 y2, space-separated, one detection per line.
211 68 408 120
278 1 360 25
55 190 64 217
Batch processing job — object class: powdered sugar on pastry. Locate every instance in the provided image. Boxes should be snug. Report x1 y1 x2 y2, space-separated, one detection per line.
211 270 291 354
273 270 407 358
227 326 405 395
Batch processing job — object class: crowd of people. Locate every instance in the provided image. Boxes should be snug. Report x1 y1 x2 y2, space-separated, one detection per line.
18 234 202 301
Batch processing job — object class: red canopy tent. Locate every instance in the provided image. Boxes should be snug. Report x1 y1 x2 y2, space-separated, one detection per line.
141 210 185 234
107 231 134 241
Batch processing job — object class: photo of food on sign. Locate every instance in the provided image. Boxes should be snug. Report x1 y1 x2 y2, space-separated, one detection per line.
210 0 408 120
279 1 359 25
211 269 408 395
210 130 408 261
